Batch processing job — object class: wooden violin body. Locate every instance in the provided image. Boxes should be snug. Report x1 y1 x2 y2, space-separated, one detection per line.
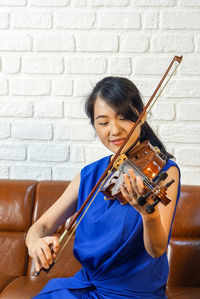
100 141 173 210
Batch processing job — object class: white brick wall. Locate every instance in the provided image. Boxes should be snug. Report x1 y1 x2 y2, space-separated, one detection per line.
0 0 199 185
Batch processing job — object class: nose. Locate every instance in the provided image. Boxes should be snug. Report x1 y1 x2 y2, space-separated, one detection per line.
110 120 122 136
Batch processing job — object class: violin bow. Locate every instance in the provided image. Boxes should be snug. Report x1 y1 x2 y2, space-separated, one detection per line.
35 55 183 276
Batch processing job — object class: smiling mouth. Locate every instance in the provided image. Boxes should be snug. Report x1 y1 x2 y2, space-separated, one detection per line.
110 139 126 145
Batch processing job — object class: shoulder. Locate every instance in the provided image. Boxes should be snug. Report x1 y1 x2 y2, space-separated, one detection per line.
81 155 111 178
161 159 181 203
162 159 181 177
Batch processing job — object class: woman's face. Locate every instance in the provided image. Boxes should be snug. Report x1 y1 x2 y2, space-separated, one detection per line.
94 97 144 154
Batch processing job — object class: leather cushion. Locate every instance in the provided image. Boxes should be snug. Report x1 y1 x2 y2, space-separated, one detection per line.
167 237 200 287
171 185 200 237
0 180 36 231
0 232 28 277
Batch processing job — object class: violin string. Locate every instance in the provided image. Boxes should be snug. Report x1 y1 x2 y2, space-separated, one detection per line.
123 160 154 190
127 166 153 189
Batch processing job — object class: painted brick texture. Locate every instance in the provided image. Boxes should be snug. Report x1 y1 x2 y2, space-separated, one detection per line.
0 0 199 185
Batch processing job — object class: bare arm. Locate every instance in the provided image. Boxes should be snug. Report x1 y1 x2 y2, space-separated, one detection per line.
26 173 80 271
121 166 179 258
142 166 179 257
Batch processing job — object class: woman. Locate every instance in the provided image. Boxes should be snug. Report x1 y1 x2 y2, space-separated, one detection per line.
26 77 180 298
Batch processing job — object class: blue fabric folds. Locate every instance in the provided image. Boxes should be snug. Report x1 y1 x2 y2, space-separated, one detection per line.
33 156 180 299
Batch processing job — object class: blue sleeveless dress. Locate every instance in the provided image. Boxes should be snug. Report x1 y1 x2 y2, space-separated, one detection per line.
33 156 180 299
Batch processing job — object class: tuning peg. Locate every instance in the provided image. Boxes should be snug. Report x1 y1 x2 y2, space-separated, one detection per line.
145 199 160 214
164 179 175 189
138 191 152 206
155 171 168 184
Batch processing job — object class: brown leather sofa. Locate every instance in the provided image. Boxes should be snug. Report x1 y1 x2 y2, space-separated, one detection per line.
0 180 199 299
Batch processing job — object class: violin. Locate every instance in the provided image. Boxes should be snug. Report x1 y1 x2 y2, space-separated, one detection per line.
100 140 174 213
35 55 183 276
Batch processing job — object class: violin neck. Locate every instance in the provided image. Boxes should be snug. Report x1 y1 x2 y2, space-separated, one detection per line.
119 159 155 191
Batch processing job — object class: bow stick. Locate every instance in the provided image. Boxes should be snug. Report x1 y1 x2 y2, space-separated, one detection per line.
35 55 183 276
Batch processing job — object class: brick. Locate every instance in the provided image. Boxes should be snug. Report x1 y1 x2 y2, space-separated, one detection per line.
77 34 118 52
0 100 33 117
70 144 85 162
159 124 200 143
0 166 9 179
10 78 50 96
55 120 94 141
11 11 52 29
74 79 95 97
180 56 200 75
66 57 107 74
30 0 69 6
134 56 170 75
110 57 131 75
146 120 158 135
0 0 26 6
34 34 74 52
132 0 175 6
54 11 96 29
151 102 175 121
143 11 158 29
0 143 26 160
197 37 200 53
176 103 200 121
0 12 9 28
175 146 200 166
21 57 64 74
29 144 69 162
84 143 111 163
133 79 159 97
120 34 149 52
161 11 200 29
52 79 73 96
98 12 140 29
12 120 52 140
64 98 86 119
11 165 52 180
89 0 129 6
0 121 10 138
35 101 63 118
151 34 193 53
164 144 174 157
71 0 86 6
0 34 31 51
53 165 82 180
181 0 200 7
0 79 8 95
179 167 200 185
2 57 20 73
167 79 199 98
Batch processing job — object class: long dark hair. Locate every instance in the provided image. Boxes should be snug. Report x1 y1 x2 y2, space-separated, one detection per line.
85 76 173 160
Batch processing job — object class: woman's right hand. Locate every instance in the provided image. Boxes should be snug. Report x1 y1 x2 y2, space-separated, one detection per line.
28 236 60 273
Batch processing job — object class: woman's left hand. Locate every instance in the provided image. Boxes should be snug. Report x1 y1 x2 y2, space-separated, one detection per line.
120 169 154 215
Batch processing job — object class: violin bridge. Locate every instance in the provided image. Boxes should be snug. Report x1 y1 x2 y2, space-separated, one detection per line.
112 153 128 170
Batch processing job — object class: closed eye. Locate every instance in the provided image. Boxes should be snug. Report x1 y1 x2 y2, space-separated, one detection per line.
118 116 127 121
98 122 109 126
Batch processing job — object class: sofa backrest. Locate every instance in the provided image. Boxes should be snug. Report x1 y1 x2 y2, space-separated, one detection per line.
167 185 200 287
0 180 36 278
0 180 199 287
